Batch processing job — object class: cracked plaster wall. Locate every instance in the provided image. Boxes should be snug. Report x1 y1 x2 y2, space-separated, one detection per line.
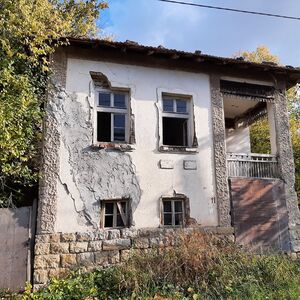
50 58 218 232
52 88 141 231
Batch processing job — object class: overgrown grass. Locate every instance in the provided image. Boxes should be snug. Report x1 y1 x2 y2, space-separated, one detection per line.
7 232 300 300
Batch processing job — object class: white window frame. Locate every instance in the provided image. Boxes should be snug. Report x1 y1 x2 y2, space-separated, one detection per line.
94 88 130 144
161 95 194 147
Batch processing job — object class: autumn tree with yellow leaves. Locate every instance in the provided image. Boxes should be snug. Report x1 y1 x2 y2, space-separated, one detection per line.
0 0 107 206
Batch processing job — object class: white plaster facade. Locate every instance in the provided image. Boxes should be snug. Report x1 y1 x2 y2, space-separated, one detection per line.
225 127 251 154
55 58 218 232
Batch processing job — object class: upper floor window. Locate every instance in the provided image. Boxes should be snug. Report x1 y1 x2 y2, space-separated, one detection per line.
162 96 192 147
96 90 129 143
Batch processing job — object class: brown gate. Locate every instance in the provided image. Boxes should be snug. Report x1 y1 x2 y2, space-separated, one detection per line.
230 178 290 251
0 206 35 291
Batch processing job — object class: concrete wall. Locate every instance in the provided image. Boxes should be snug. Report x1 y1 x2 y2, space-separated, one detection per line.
54 59 218 233
225 127 251 154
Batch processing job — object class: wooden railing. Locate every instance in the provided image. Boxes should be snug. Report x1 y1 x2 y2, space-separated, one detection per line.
227 153 280 179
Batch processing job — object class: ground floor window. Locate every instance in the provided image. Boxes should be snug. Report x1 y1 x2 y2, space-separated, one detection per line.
162 198 185 227
101 200 129 228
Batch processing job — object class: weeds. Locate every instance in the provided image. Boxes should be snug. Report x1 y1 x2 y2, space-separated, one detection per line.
10 232 300 300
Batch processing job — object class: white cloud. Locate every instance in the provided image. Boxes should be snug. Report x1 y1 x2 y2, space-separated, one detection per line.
103 0 300 66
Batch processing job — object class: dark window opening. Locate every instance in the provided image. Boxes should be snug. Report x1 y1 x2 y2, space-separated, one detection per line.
163 199 184 227
113 114 125 141
103 200 128 228
163 117 188 146
97 112 111 142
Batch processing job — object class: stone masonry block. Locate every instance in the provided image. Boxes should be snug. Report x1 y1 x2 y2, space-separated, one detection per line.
138 228 163 238
61 254 77 268
94 230 108 240
77 252 95 267
49 234 61 243
60 233 76 242
289 226 300 241
35 234 50 243
291 240 300 252
34 254 60 269
35 243 50 255
70 242 88 253
76 232 94 242
48 268 68 279
133 238 149 249
103 239 131 251
50 243 70 254
88 241 103 252
108 251 120 264
34 269 49 284
94 251 109 266
121 228 138 238
108 229 121 240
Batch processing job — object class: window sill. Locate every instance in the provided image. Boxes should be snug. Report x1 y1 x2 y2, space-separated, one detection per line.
93 142 134 152
159 145 198 154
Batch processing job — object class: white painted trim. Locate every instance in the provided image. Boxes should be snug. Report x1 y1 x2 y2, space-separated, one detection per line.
156 88 196 149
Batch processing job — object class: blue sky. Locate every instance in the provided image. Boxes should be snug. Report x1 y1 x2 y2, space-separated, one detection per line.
99 0 300 67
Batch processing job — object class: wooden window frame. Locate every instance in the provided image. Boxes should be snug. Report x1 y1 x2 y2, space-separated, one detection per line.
100 199 130 229
94 89 130 145
161 198 187 227
161 95 195 149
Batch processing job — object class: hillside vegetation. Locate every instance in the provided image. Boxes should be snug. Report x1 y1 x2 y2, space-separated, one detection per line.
3 232 300 300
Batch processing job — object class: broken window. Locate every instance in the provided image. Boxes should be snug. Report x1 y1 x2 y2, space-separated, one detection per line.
162 199 185 227
102 200 129 228
162 96 191 146
95 91 128 143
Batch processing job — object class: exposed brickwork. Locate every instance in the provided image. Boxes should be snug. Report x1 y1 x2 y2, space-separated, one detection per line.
33 227 234 286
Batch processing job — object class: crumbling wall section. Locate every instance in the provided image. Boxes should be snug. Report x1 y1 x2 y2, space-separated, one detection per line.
44 86 141 231
37 50 141 234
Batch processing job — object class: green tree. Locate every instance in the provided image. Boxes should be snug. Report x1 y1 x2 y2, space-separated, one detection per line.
0 0 107 206
235 46 300 202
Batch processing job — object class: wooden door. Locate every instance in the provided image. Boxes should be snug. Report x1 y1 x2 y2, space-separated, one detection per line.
230 178 290 251
0 207 33 291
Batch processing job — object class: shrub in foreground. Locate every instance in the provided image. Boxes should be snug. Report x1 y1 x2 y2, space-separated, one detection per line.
11 232 300 299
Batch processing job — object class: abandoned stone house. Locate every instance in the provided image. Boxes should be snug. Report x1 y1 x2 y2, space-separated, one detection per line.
34 38 300 285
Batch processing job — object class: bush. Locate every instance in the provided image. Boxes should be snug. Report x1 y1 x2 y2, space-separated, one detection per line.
14 232 300 300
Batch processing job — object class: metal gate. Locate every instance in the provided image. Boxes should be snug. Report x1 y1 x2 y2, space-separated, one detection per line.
0 206 35 291
230 178 290 251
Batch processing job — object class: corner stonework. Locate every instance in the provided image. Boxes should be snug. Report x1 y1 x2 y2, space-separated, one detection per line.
37 49 67 234
210 75 231 227
273 88 300 251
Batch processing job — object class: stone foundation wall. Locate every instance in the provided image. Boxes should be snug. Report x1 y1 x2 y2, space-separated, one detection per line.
33 226 234 287
290 225 300 253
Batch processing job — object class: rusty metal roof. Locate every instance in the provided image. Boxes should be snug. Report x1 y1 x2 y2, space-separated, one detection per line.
67 37 300 86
